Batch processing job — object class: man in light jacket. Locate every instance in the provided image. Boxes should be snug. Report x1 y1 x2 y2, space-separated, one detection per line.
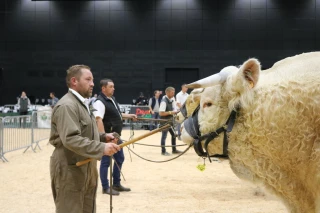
49 65 120 213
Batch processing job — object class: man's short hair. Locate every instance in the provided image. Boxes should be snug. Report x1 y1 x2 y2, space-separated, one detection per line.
165 87 175 93
182 83 187 87
66 65 90 87
100 79 113 88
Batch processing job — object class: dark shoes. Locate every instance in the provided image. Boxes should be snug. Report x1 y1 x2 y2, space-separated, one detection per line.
172 150 183 154
113 184 131 192
102 188 120 196
161 152 170 156
162 150 182 155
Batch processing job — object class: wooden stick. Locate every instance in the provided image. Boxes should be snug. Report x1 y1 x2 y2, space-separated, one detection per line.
76 124 171 166
135 117 169 122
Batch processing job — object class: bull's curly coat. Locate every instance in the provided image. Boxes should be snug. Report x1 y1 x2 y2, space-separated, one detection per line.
183 52 320 213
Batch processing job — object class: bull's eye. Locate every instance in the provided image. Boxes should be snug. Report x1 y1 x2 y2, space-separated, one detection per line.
203 102 212 108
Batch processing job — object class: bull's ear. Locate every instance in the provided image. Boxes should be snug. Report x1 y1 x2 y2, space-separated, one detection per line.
238 58 260 89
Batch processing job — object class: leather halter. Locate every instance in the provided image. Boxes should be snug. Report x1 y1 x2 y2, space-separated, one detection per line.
183 105 238 162
179 102 188 119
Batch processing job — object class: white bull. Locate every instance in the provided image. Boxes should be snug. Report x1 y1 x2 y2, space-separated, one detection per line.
180 52 320 213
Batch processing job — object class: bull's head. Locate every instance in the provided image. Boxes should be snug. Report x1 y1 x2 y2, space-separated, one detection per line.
180 59 261 156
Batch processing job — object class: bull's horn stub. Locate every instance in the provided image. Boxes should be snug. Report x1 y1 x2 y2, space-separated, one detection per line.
186 66 238 89
186 74 222 88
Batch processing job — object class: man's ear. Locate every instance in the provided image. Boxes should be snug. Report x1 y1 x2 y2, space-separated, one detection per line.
70 77 77 86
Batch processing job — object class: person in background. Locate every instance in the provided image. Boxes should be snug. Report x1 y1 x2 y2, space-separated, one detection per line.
175 84 189 140
148 90 161 131
159 87 182 156
49 92 59 108
17 91 31 128
159 90 164 100
49 65 120 213
136 92 148 106
93 78 137 195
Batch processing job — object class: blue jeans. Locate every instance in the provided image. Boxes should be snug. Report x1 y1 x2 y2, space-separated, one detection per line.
177 123 181 136
99 141 124 189
149 112 159 130
161 127 177 153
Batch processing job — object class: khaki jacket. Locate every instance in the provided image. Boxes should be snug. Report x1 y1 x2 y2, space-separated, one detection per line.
49 91 106 213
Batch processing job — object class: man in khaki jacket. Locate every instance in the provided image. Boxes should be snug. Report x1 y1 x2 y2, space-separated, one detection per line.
49 65 120 213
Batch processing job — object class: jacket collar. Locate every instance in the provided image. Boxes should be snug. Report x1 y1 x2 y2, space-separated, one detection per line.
69 88 88 104
68 89 90 114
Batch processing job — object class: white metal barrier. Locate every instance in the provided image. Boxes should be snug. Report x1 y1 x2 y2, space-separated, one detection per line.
31 110 52 149
0 115 33 162
0 104 154 162
0 109 52 162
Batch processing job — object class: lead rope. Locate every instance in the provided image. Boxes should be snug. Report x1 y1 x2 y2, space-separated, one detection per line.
109 156 113 213
109 154 127 213
125 143 192 163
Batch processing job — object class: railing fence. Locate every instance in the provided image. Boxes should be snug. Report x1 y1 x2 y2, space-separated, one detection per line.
0 105 163 162
0 110 52 162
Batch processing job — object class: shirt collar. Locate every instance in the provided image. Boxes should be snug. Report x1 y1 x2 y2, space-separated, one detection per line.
165 95 175 101
69 88 89 105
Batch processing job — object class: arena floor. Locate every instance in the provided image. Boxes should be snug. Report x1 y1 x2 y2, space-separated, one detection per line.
0 129 286 213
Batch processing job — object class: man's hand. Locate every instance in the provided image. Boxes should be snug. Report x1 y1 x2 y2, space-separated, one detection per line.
105 133 120 144
129 114 138 121
168 111 178 115
103 143 120 156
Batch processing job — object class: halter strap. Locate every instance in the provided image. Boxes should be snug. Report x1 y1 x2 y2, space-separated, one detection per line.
184 106 239 162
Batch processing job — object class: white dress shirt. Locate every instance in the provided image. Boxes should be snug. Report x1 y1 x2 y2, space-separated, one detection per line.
176 91 189 109
69 88 90 114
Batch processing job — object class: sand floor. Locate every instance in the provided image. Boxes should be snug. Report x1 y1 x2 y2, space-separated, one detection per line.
0 129 287 213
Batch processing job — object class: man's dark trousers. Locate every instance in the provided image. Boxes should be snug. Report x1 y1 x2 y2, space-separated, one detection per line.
100 140 124 189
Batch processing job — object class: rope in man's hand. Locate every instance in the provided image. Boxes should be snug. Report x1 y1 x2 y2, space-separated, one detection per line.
76 124 171 166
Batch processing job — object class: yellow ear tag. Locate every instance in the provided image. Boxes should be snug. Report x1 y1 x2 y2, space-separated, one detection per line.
249 81 254 88
197 164 206 171
197 158 206 171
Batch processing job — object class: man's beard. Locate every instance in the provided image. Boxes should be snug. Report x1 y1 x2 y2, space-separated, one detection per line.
81 89 92 98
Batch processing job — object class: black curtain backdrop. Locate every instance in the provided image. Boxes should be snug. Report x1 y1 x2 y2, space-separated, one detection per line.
0 0 319 105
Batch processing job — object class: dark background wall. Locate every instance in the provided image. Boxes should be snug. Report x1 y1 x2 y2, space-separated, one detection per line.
0 0 319 105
